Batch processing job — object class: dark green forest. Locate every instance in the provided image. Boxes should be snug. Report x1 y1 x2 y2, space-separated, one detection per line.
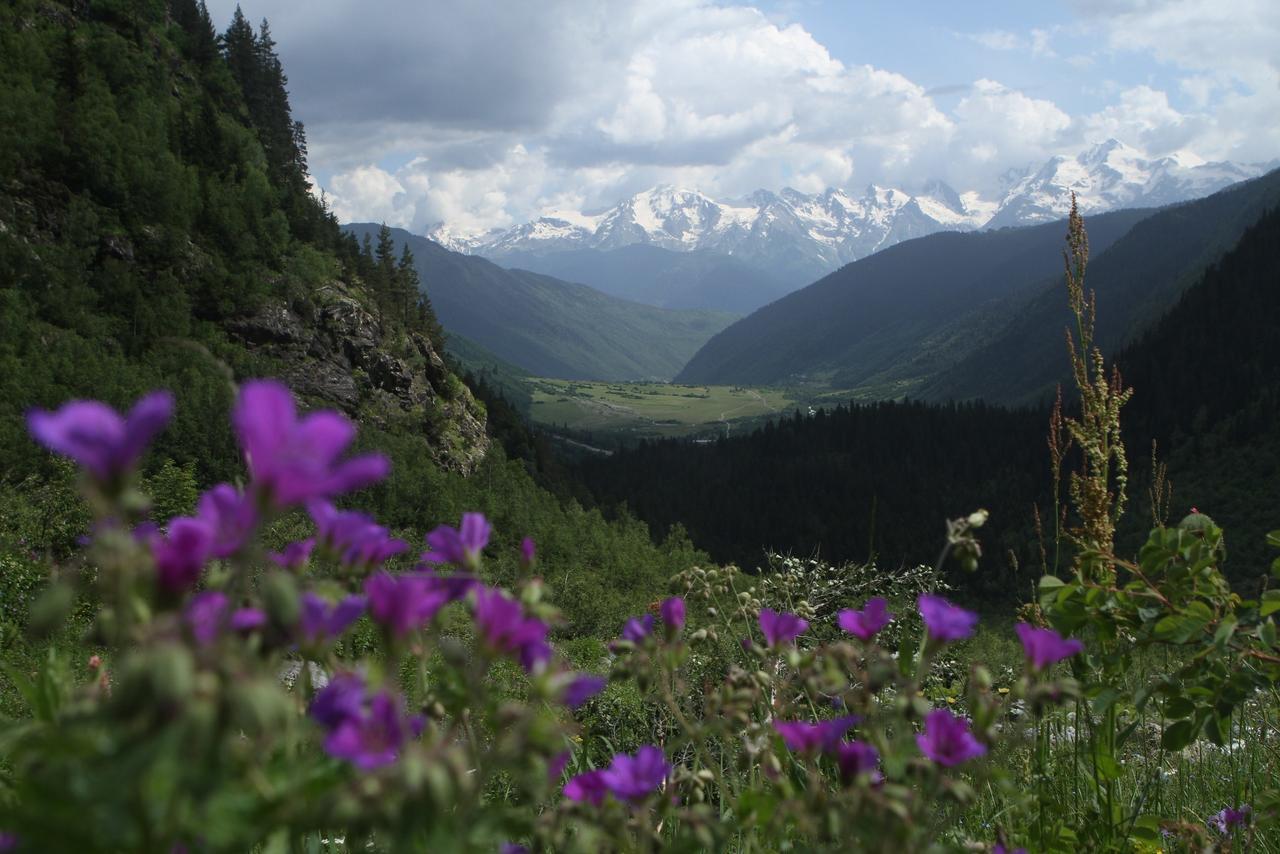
579 203 1280 595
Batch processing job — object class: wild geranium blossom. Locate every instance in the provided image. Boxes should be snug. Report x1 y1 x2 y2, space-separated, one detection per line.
918 594 979 642
27 390 173 481
759 608 808 647
269 538 315 569
660 596 686 632
184 591 266 646
232 380 389 507
519 536 536 566
916 708 987 767
773 715 860 753
620 613 654 643
473 587 552 673
309 673 367 729
597 745 671 802
313 686 424 773
309 501 407 568
560 674 607 710
563 769 608 806
151 517 214 593
838 597 893 641
1210 805 1251 833
835 740 881 784
365 571 448 638
1015 623 1084 671
421 512 491 568
196 484 258 559
298 592 367 645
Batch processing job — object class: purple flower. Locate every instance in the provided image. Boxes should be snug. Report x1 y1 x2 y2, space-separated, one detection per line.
838 597 893 641
916 708 987 767
661 596 686 632
269 538 316 569
620 613 654 643
323 690 425 771
196 484 258 559
563 769 608 806
561 674 607 709
309 501 407 569
993 845 1028 854
185 591 265 646
500 845 529 854
0 833 18 852
599 745 671 802
473 587 552 673
299 592 367 645
918 594 979 642
232 380 389 507
759 608 808 647
548 751 570 781
835 740 881 783
412 566 482 603
520 537 536 566
1015 623 1084 671
365 571 448 638
421 512 491 568
1210 805 1251 834
309 673 367 729
772 715 860 754
27 390 173 481
151 517 214 593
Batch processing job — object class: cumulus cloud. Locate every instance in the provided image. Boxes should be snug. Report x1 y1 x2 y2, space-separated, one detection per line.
209 0 1280 233
1069 0 1280 161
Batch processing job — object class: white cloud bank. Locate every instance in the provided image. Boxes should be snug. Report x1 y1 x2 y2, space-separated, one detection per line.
219 0 1280 235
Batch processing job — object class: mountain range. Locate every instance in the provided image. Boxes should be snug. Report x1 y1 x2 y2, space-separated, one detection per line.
430 140 1274 302
676 167 1280 402
343 224 735 382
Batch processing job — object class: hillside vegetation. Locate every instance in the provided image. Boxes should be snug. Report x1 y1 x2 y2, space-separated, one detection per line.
345 224 737 382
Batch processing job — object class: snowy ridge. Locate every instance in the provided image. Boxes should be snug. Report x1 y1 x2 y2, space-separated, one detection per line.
428 140 1271 281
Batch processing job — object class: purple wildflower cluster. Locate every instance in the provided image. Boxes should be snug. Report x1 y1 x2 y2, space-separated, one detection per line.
309 500 408 569
774 716 882 784
918 594 979 642
27 390 174 482
916 709 987 767
838 596 893 641
564 745 671 805
1210 804 1251 834
474 587 552 673
184 591 266 646
309 673 425 771
1015 623 1084 671
233 380 389 508
758 608 808 647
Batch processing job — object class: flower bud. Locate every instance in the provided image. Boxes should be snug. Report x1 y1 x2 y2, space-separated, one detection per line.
262 571 300 628
230 678 292 734
148 644 196 707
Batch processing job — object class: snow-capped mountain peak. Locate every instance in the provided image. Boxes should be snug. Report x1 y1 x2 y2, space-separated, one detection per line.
427 141 1270 282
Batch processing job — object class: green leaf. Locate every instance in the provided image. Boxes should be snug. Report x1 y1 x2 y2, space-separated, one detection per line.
1261 590 1280 617
1261 618 1277 648
1161 719 1197 752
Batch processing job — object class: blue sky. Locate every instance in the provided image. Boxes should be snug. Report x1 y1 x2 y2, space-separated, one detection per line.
206 0 1278 233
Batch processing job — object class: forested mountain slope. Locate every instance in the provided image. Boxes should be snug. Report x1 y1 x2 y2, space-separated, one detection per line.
922 168 1280 404
489 243 790 315
584 201 1280 592
674 208 1152 390
0 0 707 638
344 224 736 382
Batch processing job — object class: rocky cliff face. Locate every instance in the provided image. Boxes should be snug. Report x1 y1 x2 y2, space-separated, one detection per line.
227 280 489 475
